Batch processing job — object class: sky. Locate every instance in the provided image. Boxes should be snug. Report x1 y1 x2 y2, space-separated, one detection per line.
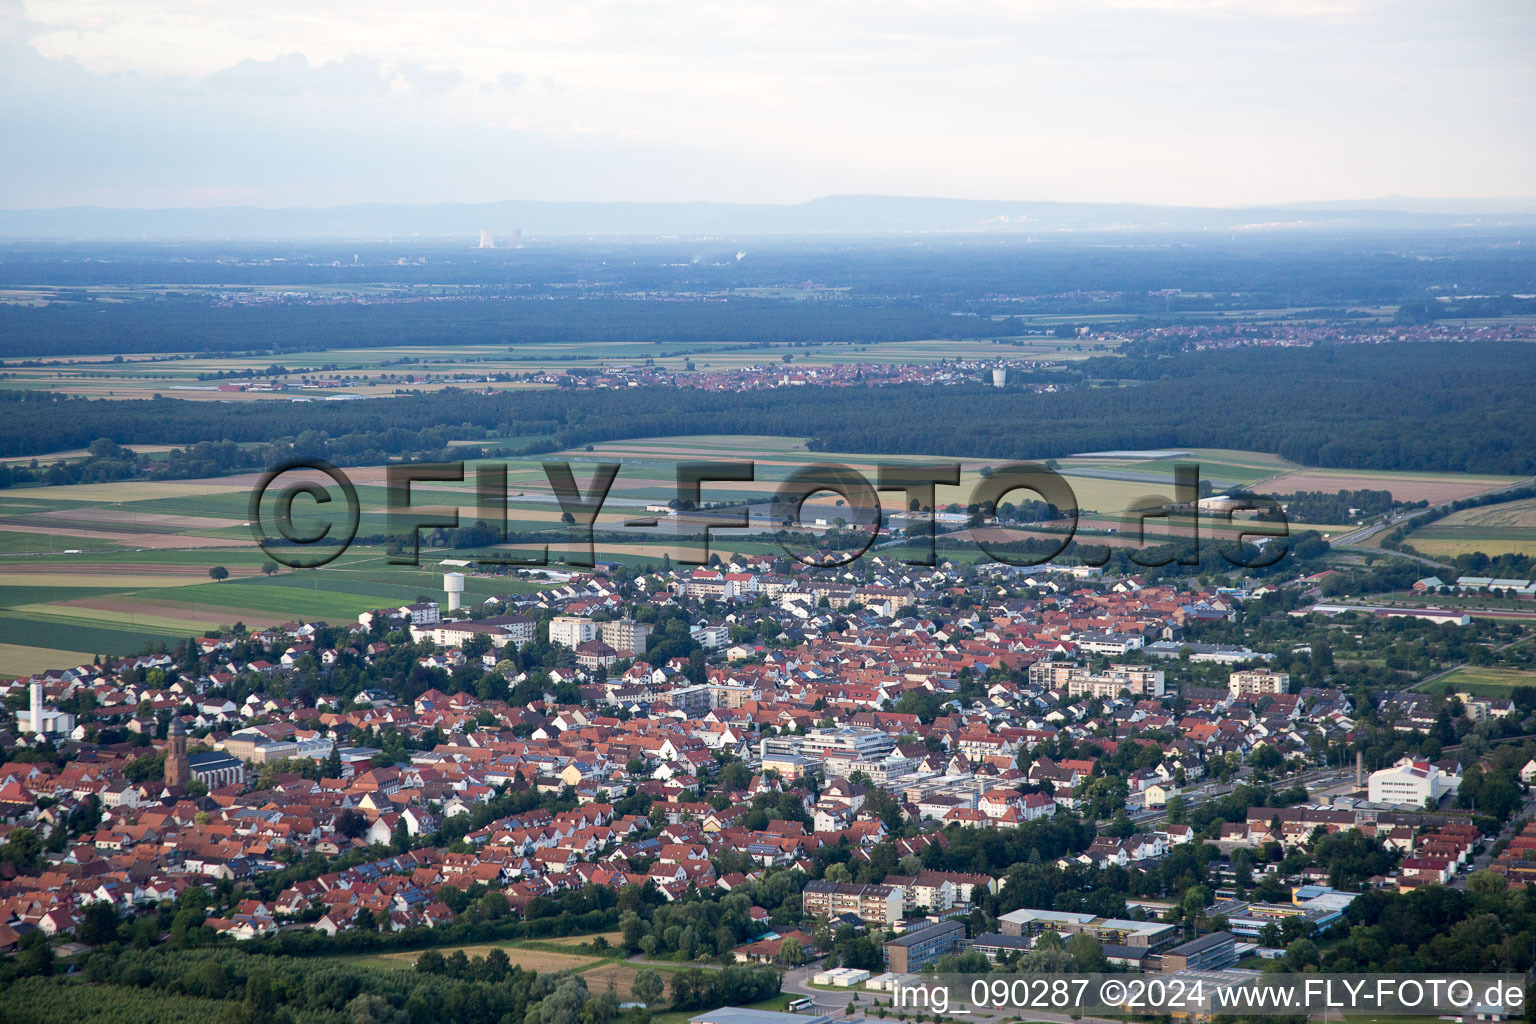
2 0 1534 210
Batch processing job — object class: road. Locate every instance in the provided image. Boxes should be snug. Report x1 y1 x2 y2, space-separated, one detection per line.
1452 788 1536 888
1330 509 1430 549
1329 478 1536 570
1095 766 1354 834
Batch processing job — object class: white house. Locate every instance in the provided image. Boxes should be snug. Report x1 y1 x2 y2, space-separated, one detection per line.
1368 756 1461 806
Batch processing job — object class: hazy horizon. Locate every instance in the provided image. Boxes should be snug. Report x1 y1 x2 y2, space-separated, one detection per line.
6 192 1536 215
3 0 1533 211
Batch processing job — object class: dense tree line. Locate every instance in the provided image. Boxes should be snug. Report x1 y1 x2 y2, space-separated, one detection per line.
1314 875 1536 973
1247 488 1412 524
2 941 637 1024
0 296 1010 359
3 343 1531 475
6 235 1535 359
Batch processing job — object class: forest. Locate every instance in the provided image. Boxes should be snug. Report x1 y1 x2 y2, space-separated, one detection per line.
3 234 1534 358
0 342 1533 475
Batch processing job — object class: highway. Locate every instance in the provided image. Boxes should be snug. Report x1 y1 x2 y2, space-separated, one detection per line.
1328 478 1536 570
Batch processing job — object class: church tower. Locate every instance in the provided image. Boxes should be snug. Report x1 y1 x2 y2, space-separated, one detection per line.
165 717 191 789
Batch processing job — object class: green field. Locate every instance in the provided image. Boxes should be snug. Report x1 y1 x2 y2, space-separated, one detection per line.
1426 666 1536 696
0 435 1519 675
0 337 1101 403
1410 496 1536 558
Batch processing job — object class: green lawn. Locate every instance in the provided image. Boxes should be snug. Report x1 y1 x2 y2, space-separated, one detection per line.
1426 666 1536 696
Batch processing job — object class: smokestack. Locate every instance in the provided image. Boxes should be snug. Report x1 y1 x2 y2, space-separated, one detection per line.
29 680 43 738
1355 749 1363 789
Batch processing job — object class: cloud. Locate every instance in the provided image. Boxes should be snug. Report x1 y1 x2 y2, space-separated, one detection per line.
203 53 392 96
395 61 464 95
2 0 1533 207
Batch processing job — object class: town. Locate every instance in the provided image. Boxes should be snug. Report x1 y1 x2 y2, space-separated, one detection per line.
3 546 1535 1020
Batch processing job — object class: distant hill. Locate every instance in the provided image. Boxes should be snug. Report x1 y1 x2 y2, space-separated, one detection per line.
2 194 1535 240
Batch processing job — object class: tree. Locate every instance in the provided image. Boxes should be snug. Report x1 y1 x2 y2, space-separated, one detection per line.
670 968 707 1011
483 946 511 982
1065 932 1104 971
2 826 43 872
1284 937 1320 970
335 807 368 838
838 935 883 971
632 968 664 1007
208 566 230 582
1249 744 1283 772
391 815 411 853
18 929 54 976
77 899 118 946
261 561 281 576
780 937 805 967
812 914 834 952
1181 885 1213 933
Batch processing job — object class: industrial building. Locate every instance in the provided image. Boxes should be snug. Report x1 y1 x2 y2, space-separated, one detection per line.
997 908 1178 950
884 919 966 972
970 933 1031 963
1368 756 1461 805
1156 931 1237 973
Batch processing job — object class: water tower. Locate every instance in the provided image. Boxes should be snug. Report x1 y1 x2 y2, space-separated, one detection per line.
444 571 466 611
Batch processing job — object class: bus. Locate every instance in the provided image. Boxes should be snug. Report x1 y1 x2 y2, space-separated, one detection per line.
788 998 814 1012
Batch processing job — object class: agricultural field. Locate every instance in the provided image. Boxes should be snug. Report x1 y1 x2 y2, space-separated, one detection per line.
344 933 757 1012
0 336 1098 402
361 944 598 973
1247 466 1517 505
1423 666 1536 697
570 437 1423 541
540 930 624 947
0 434 1524 676
1410 496 1536 558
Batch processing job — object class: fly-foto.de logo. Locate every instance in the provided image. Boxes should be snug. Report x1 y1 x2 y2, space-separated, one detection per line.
248 458 1289 570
